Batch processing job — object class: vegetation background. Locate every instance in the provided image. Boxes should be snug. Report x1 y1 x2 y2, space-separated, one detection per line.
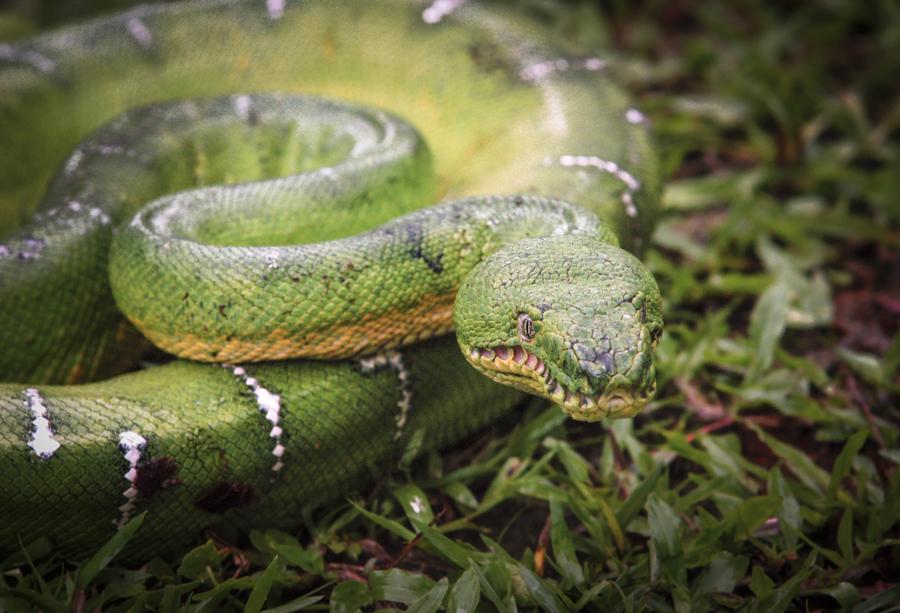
0 0 898 610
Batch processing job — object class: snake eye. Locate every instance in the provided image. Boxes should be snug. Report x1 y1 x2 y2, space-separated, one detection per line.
517 313 535 342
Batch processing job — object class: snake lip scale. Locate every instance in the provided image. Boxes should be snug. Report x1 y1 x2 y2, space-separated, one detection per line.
465 343 651 421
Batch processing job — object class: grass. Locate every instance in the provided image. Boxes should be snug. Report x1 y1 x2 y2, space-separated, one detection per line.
1 0 899 611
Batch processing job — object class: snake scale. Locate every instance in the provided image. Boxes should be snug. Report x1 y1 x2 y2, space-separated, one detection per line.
0 0 662 561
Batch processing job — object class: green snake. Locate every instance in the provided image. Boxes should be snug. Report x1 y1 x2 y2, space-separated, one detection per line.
0 0 662 560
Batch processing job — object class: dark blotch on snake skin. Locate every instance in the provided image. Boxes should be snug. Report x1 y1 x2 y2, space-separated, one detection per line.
467 39 516 75
8 235 45 261
406 222 444 273
134 456 181 497
195 481 254 514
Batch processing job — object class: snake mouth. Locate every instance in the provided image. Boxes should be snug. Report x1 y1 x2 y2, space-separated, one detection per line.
464 345 649 421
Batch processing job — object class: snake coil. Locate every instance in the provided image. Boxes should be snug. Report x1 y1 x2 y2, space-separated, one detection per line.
0 0 661 560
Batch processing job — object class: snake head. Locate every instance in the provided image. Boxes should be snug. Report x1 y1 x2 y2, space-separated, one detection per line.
455 235 662 421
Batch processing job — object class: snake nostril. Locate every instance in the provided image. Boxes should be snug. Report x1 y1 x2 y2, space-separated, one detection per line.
578 350 618 389
597 351 615 374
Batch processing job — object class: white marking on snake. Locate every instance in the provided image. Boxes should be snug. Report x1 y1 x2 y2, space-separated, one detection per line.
359 351 413 440
518 57 606 136
115 431 147 529
375 111 397 148
89 207 112 225
0 44 56 74
539 82 568 136
625 108 646 125
422 0 466 24
64 150 84 176
267 0 285 20
96 144 127 156
558 155 641 218
126 17 153 49
143 193 188 233
227 365 285 472
519 57 606 82
11 235 45 261
234 95 252 121
24 388 60 460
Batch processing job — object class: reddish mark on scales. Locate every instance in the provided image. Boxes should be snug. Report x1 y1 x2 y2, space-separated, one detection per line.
134 456 181 497
195 481 255 514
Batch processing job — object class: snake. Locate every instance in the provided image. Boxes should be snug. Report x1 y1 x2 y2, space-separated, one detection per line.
0 0 663 561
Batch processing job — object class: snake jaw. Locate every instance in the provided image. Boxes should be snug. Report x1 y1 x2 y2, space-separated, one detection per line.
465 344 650 421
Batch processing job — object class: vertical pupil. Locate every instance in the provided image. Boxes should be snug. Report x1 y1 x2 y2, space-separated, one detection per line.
518 314 534 339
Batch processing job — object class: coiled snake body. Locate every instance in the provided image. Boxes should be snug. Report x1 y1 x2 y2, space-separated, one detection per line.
0 0 662 559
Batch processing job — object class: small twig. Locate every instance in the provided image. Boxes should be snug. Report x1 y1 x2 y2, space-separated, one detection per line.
533 514 552 578
326 563 368 582
206 532 250 578
606 428 629 500
68 589 86 613
846 374 893 483
675 377 728 421
356 538 392 564
741 414 782 428
847 374 887 451
386 533 423 570
684 416 735 443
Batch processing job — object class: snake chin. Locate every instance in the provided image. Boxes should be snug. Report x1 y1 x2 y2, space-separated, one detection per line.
464 344 651 421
